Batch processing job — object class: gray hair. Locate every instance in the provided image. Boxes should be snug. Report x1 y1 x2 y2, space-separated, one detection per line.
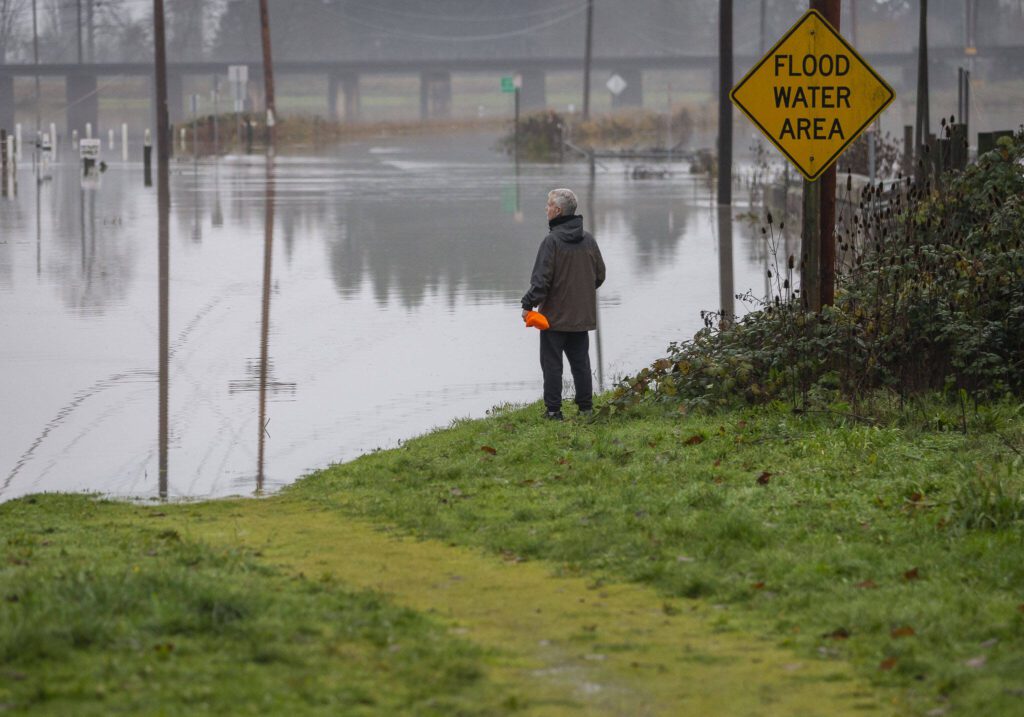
548 188 578 216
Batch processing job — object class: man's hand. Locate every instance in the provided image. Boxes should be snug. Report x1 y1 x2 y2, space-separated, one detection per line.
522 309 529 320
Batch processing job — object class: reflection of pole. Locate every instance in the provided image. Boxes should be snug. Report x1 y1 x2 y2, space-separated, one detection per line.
256 159 275 495
35 168 41 277
582 0 593 120
717 205 735 326
157 161 170 499
717 0 733 205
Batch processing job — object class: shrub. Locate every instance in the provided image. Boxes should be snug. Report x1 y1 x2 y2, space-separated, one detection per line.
606 131 1024 412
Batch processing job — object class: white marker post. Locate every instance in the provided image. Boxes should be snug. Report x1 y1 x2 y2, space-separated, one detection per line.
72 130 79 149
122 123 129 162
85 122 92 139
14 124 22 162
108 128 115 150
49 123 57 159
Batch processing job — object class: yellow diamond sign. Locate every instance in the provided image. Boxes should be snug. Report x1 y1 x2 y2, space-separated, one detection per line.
730 10 895 181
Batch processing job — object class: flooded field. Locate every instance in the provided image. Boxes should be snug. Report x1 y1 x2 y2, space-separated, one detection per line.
0 131 771 501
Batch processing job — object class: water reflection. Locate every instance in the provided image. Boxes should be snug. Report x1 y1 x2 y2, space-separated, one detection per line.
158 161 169 499
0 134 769 501
256 160 275 495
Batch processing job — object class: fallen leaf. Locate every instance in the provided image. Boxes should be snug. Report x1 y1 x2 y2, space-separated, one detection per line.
684 434 704 446
752 581 766 590
823 627 850 640
903 567 920 581
757 471 772 485
909 492 924 503
648 441 657 448
449 487 464 497
879 657 898 670
855 579 878 589
713 459 722 467
675 555 695 563
557 457 570 465
891 626 916 638
713 476 725 484
481 445 497 455
1017 604 1024 614
964 655 987 669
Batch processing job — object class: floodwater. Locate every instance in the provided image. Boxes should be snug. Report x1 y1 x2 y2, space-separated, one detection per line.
0 131 770 502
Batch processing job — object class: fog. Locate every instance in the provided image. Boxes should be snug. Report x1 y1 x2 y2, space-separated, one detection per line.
1 0 1023 136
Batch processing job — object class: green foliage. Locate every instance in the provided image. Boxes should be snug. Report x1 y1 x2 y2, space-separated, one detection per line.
608 131 1024 413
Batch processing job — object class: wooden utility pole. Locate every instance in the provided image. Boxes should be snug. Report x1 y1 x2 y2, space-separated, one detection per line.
582 0 593 120
153 0 169 169
76 0 83 62
31 0 39 133
813 0 839 308
799 0 840 310
258 0 276 151
915 0 929 166
718 0 733 205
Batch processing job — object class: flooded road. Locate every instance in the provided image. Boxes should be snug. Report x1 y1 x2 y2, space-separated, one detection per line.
1 131 769 501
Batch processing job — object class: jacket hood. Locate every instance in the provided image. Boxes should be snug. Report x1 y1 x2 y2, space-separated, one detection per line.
548 214 585 243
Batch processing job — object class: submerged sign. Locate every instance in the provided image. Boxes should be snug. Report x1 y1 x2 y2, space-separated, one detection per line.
730 9 895 181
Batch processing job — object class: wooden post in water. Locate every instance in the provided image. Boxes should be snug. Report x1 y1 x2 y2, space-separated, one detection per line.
717 0 733 206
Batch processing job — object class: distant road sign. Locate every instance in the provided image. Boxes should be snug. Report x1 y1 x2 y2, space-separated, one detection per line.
79 138 101 160
730 9 895 181
501 76 515 93
228 64 248 84
606 73 627 96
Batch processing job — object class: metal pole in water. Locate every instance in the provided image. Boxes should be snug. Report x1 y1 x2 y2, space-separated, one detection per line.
144 128 152 186
582 0 593 121
122 123 128 162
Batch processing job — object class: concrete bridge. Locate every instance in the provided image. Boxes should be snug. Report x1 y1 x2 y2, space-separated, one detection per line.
1 45 1021 138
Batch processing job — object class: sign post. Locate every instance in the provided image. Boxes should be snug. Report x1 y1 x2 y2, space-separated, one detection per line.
502 75 522 162
730 8 894 308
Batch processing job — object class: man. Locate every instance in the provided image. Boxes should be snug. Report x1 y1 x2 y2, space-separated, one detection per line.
521 188 606 420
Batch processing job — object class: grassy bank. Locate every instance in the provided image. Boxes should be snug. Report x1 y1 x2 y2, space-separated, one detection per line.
293 398 1024 716
0 496 507 715
2 398 1021 715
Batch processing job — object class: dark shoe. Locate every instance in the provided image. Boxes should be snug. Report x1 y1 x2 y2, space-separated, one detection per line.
545 411 564 421
578 409 593 418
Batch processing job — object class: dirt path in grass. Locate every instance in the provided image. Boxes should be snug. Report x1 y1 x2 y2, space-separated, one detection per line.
163 497 890 716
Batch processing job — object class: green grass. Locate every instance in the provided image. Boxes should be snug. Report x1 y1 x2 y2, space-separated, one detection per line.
292 397 1024 716
0 495 510 716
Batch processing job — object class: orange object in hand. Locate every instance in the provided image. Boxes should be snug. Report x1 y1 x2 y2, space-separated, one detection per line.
524 310 550 330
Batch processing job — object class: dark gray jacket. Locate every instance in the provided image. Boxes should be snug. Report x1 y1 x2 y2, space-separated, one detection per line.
521 215 605 332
